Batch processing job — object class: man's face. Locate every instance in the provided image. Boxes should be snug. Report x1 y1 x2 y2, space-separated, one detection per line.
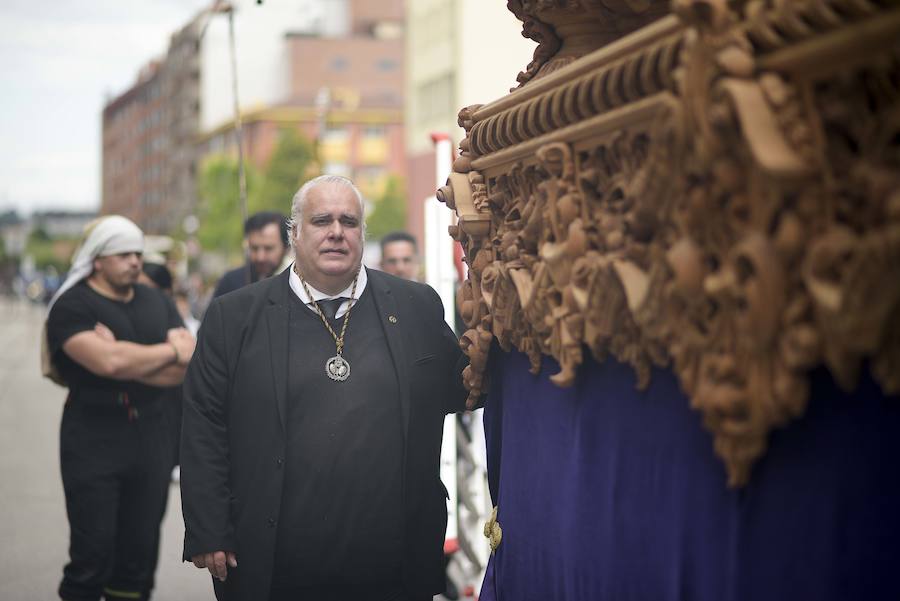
293 183 364 286
94 252 142 292
247 223 287 280
380 240 419 281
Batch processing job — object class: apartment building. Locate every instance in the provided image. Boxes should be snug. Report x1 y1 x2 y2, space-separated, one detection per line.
199 0 406 201
405 0 534 244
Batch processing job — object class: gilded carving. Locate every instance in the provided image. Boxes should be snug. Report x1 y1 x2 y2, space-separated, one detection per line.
443 0 900 486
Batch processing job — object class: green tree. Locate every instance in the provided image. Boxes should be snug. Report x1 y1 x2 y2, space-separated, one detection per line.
195 130 316 263
24 227 74 272
195 155 260 261
366 175 407 241
253 128 317 215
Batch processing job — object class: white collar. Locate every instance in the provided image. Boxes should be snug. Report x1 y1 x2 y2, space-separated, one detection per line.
288 264 368 318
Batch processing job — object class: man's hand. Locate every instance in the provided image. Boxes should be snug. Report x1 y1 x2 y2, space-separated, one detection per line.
167 327 196 365
94 323 115 341
192 550 237 581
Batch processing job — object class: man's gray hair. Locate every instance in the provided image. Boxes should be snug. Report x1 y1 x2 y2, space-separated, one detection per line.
288 174 366 246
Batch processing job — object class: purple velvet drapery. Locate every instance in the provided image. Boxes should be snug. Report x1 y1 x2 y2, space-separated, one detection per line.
479 348 900 601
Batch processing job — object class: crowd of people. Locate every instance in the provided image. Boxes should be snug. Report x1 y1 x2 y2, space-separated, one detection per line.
42 174 471 601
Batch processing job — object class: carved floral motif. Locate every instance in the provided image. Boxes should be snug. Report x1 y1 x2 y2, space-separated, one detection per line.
442 0 900 486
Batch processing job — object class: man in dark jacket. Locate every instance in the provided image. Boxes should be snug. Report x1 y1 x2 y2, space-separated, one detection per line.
212 211 290 298
181 175 470 601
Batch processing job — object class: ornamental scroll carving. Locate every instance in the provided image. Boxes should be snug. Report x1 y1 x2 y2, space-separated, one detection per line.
441 0 900 486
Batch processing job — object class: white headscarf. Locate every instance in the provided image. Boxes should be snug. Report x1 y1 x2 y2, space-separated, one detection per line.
46 215 144 314
41 215 144 385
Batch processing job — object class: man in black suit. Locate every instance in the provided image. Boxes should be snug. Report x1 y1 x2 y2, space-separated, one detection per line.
212 211 290 298
181 175 470 601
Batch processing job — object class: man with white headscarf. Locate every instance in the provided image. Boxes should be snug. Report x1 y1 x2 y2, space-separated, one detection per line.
44 215 196 601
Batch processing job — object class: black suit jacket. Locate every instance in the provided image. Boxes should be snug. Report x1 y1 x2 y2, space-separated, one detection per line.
212 264 252 299
181 267 469 600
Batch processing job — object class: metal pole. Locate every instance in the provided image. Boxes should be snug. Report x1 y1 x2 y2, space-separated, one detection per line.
226 8 248 225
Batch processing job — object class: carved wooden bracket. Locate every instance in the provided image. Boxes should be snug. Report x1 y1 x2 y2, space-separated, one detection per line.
441 0 900 486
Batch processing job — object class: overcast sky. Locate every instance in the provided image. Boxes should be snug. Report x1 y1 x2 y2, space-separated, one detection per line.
0 0 213 216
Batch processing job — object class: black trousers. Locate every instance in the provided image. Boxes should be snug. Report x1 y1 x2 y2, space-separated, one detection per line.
162 386 182 467
268 583 431 601
58 404 172 601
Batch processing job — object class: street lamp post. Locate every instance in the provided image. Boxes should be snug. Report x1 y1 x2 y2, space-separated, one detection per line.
226 7 248 226
199 0 248 225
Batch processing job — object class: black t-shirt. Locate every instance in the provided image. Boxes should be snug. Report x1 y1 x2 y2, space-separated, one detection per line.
46 280 184 411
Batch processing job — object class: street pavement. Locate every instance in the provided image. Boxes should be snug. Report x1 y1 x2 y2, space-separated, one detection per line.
0 298 212 600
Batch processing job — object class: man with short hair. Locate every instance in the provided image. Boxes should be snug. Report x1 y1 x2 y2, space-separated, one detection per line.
44 215 196 601
182 175 471 600
379 231 421 281
213 211 290 298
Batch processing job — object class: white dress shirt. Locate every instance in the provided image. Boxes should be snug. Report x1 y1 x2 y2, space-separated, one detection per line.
288 263 368 319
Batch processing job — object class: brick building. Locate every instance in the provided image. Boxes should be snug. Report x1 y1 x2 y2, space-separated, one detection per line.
160 19 204 235
404 0 533 248
199 0 406 202
101 13 205 236
100 62 168 231
101 1 326 235
102 0 408 235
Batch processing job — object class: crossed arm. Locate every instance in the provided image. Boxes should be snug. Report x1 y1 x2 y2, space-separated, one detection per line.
62 323 196 387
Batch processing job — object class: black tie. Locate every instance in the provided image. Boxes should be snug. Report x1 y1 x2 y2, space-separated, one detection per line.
319 298 345 320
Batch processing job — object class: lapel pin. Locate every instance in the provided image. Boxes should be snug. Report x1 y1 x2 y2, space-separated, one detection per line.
388 315 398 324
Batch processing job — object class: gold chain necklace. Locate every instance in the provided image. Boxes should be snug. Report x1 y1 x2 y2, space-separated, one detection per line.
295 264 360 381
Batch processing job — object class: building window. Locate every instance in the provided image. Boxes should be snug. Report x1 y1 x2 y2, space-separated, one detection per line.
322 124 348 142
373 22 403 41
322 162 351 178
376 58 399 72
330 56 348 71
417 73 455 123
363 124 385 139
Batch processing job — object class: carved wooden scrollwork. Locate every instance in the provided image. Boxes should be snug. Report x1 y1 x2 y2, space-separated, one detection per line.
508 0 671 88
442 0 900 486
